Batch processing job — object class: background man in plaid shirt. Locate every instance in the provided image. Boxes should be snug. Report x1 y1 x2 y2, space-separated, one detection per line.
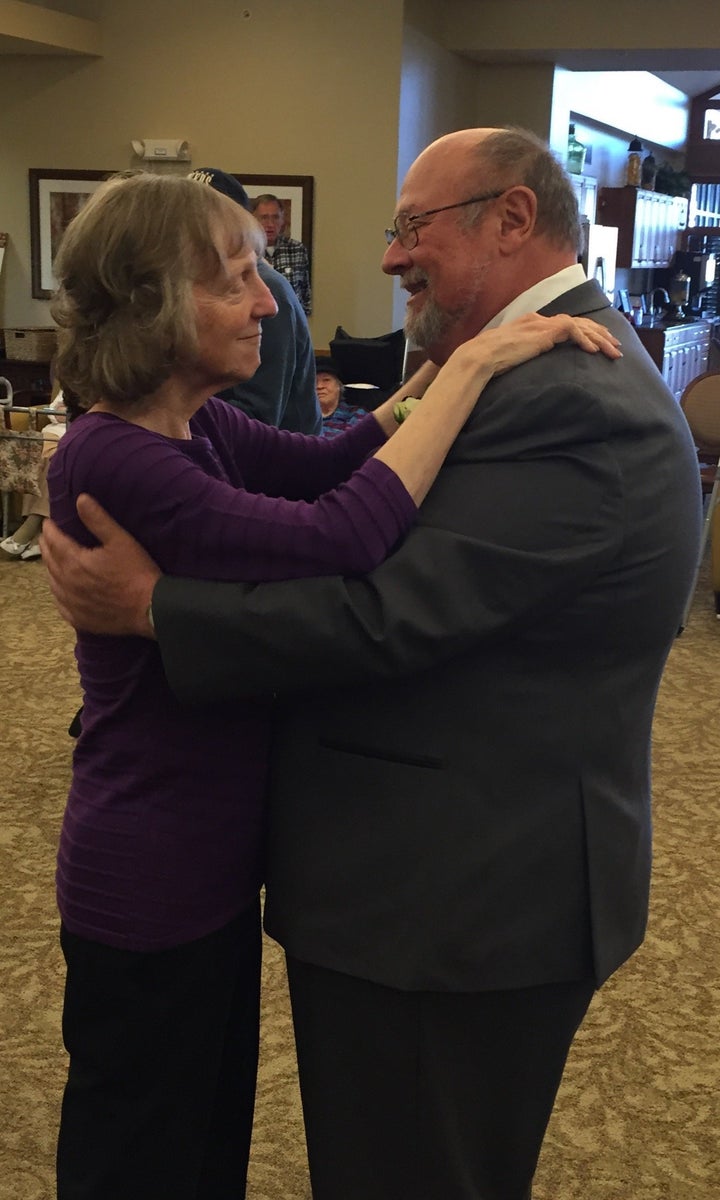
253 193 312 315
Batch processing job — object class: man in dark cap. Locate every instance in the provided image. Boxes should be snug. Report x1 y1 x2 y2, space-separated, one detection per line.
188 168 321 434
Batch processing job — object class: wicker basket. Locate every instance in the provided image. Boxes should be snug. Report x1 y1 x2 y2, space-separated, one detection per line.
3 326 58 363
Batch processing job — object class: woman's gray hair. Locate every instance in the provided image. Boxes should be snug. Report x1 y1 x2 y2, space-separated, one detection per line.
50 172 265 408
463 127 582 253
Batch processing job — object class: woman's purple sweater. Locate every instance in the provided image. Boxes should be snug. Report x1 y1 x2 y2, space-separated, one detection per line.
48 399 416 951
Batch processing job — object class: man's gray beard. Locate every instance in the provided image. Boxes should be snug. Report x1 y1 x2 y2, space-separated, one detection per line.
405 257 493 351
404 292 452 351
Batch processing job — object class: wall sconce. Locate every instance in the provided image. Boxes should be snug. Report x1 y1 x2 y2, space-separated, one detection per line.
131 139 190 162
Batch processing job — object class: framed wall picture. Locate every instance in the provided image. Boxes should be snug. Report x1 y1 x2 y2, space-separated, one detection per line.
29 169 114 299
238 174 314 262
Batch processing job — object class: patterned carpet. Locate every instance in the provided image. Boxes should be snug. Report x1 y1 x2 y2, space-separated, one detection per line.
0 554 718 1200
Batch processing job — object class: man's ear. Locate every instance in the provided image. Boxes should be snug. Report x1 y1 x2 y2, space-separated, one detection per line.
497 186 536 252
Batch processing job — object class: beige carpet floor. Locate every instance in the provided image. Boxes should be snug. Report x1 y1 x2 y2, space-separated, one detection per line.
0 553 718 1199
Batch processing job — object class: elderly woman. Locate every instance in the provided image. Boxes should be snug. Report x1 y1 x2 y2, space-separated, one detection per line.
46 172 619 1200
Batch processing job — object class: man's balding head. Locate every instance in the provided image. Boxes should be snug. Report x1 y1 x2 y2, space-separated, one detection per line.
382 126 582 361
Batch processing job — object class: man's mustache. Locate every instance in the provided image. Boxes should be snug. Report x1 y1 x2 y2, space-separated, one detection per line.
401 268 429 291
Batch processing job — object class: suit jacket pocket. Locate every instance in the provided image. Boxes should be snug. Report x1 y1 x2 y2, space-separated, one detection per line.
318 736 444 771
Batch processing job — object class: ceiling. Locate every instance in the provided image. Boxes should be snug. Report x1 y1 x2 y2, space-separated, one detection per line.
457 42 720 101
1 13 719 99
652 70 720 100
555 50 720 100
0 33 85 52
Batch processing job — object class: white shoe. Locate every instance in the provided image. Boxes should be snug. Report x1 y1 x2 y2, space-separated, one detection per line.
20 542 42 561
0 535 30 558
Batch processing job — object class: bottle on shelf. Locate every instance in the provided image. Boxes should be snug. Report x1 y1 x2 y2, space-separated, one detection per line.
567 124 587 175
626 136 643 187
641 153 657 191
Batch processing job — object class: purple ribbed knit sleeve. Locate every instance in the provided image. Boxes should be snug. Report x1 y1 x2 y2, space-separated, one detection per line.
194 396 388 501
49 405 417 583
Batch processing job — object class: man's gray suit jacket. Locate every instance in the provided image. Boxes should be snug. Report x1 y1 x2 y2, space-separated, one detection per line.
155 281 702 994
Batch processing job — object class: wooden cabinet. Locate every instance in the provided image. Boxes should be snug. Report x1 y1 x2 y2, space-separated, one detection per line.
597 187 688 268
0 357 52 406
637 321 711 402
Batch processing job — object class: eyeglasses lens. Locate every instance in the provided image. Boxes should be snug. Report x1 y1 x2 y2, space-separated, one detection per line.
384 217 417 249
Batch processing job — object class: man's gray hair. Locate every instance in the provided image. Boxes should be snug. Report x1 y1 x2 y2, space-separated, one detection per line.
252 193 285 216
463 127 582 253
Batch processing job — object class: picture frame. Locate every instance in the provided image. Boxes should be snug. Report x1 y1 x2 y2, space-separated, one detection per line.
237 174 314 263
29 169 114 299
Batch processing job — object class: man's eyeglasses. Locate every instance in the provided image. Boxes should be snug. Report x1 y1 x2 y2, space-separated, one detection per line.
384 191 505 249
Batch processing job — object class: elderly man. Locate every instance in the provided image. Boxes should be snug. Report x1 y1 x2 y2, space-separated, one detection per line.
253 192 312 315
42 127 700 1200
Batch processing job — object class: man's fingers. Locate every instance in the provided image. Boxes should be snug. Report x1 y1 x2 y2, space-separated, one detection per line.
42 564 75 626
38 518 69 576
75 493 127 545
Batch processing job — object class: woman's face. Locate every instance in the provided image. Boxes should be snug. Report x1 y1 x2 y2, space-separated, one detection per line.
191 247 277 390
316 371 342 417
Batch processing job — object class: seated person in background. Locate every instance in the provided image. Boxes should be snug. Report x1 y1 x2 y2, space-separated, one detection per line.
0 392 67 561
45 169 619 1200
188 168 321 434
253 192 312 315
316 355 367 438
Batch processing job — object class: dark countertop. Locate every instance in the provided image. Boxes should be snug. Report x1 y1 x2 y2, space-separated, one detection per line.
634 315 711 331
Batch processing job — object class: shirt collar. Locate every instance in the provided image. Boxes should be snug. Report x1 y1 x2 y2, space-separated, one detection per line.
483 264 587 330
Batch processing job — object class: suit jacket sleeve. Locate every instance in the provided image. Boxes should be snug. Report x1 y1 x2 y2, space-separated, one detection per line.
155 359 627 705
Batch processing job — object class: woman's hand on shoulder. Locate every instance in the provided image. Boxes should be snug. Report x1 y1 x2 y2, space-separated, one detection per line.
453 312 623 379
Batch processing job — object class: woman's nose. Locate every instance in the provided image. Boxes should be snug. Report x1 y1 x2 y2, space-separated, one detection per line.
257 281 278 318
